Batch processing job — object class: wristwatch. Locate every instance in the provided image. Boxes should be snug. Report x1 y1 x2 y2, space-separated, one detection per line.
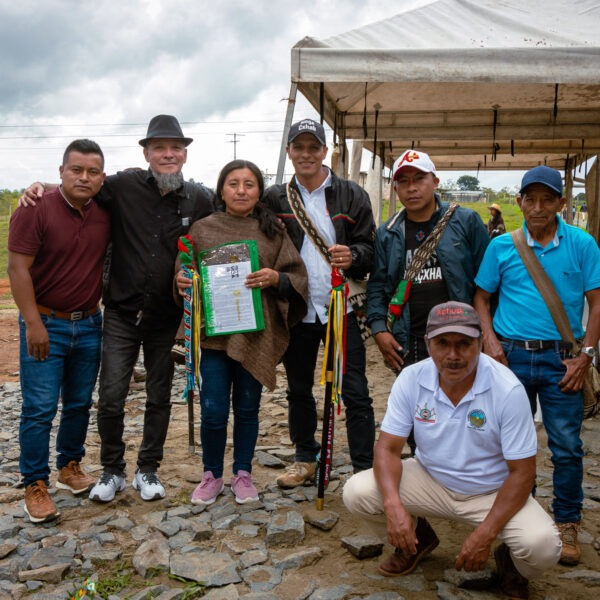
580 346 596 358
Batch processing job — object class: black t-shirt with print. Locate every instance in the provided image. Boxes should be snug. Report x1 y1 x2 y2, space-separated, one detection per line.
405 218 449 338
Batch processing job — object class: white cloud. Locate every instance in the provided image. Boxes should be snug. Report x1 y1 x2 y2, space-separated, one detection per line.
0 0 518 191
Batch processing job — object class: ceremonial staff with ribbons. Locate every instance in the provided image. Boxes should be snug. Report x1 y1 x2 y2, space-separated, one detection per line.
315 266 347 510
177 234 202 454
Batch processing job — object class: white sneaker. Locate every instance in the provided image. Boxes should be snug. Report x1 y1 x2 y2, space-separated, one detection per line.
89 472 126 503
133 470 165 501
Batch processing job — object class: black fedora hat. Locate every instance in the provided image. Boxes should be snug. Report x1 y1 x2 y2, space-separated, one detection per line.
138 115 193 147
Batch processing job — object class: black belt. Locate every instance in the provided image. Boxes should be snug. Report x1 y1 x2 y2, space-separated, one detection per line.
37 304 100 321
496 335 573 352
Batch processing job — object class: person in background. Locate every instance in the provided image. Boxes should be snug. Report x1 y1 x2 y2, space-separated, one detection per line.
474 165 600 567
344 302 561 600
176 160 307 504
8 139 110 523
487 203 506 238
262 119 376 487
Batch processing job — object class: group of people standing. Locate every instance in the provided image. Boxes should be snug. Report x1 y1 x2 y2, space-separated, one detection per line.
8 114 599 599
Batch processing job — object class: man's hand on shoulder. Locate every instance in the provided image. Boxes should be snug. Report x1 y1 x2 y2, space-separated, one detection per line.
19 182 45 207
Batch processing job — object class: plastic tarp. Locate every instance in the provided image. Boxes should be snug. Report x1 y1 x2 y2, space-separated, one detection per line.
290 0 600 172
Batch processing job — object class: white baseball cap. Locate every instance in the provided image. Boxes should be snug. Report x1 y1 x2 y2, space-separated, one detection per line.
392 150 437 180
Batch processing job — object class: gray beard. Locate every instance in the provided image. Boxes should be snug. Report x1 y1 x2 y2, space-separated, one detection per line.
151 169 184 194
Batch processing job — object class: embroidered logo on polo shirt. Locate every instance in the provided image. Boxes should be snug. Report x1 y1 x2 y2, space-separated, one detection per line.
467 409 486 430
414 403 436 423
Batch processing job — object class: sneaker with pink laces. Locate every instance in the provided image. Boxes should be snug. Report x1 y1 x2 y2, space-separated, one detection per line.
231 470 259 504
191 471 224 505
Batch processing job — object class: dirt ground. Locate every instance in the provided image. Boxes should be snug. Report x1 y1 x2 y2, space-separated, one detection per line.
1 281 599 599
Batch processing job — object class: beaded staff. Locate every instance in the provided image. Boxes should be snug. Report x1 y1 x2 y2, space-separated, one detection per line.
316 267 347 510
178 234 202 454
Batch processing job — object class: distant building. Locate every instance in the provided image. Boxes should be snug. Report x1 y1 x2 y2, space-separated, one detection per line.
440 190 486 203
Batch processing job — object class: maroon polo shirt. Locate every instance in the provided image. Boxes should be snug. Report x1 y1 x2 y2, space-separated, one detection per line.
9 188 110 311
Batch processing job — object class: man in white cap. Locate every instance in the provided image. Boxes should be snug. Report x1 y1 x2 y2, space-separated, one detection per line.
343 301 561 599
474 165 600 566
368 149 489 377
20 115 214 503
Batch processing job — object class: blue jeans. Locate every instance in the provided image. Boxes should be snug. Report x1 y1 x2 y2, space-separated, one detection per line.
502 341 584 523
199 349 263 478
97 308 177 474
19 312 102 487
283 312 375 471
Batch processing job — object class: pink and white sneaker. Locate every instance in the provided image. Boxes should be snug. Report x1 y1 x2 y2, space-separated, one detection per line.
231 470 259 504
191 471 224 505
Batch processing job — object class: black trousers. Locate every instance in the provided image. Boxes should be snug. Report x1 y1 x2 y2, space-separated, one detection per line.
97 308 177 475
282 312 375 472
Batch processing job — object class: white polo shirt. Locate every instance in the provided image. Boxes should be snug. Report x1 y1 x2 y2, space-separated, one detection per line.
381 353 536 495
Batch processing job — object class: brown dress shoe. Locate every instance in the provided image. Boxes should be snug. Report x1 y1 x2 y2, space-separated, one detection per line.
379 517 440 576
24 480 60 523
557 522 581 566
56 461 95 494
494 542 529 599
276 462 316 488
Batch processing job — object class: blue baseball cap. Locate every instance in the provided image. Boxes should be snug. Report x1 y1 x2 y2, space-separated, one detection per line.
519 166 563 196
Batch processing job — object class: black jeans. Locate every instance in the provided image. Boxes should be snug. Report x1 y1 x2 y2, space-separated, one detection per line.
97 308 177 475
283 312 375 471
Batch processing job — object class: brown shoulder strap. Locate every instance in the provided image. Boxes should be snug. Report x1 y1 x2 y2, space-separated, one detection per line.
286 183 331 264
511 228 577 348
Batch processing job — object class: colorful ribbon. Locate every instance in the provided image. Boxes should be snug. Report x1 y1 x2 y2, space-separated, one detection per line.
178 235 202 399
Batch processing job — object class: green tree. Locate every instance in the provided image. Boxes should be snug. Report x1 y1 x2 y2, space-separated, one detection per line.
456 175 480 191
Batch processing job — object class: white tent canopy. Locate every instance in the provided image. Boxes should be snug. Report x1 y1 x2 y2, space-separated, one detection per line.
283 0 600 174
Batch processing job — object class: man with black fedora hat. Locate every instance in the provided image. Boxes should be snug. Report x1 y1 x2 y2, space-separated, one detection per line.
20 115 214 503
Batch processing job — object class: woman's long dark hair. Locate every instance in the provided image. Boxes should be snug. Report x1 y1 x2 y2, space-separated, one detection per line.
214 159 281 239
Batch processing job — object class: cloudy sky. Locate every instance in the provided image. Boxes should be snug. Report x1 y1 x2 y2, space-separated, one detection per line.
0 0 519 192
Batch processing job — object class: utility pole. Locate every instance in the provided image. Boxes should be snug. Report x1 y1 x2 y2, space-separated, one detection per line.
227 133 245 160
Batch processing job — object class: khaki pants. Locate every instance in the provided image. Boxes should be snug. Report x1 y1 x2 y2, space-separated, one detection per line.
342 458 561 579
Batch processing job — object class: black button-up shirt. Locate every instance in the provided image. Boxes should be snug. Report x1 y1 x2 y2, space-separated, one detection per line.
97 169 213 327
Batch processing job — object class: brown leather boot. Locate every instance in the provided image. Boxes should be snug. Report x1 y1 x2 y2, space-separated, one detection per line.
24 481 60 524
557 522 581 566
494 542 529 599
379 517 440 576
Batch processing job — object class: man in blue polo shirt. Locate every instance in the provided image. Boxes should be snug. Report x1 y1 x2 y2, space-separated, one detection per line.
343 302 559 599
473 165 600 567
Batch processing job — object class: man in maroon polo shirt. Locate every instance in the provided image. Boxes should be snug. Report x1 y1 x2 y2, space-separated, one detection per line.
8 139 110 523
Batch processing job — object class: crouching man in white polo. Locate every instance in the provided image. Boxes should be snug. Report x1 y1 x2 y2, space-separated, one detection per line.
343 301 561 599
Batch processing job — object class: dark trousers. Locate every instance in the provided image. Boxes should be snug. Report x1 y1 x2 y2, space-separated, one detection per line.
97 308 177 475
283 312 375 471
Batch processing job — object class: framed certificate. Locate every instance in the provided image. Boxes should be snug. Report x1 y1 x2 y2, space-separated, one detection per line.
198 240 265 336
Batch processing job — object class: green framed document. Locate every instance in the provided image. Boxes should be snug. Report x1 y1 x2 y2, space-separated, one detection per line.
198 240 265 336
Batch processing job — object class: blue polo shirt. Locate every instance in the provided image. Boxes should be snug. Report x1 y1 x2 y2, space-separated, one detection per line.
382 353 535 495
475 218 600 340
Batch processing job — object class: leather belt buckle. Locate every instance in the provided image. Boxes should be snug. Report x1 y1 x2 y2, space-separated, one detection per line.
70 311 84 321
524 340 543 351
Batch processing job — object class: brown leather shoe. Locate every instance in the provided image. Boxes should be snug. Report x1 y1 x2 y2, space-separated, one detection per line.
379 517 440 576
56 461 95 495
24 481 60 523
276 461 316 488
494 542 529 599
557 521 581 566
